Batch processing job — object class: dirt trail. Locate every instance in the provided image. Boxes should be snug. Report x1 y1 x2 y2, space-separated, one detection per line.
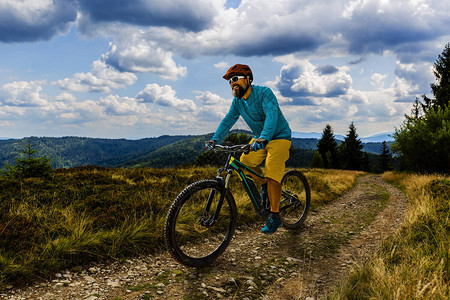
3 175 408 300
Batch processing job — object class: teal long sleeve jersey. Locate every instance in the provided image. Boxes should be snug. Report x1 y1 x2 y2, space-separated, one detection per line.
212 85 291 143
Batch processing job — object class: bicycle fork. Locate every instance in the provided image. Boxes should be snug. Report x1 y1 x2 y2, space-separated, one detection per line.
198 172 232 228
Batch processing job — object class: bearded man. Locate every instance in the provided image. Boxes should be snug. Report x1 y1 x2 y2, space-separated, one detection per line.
207 64 292 234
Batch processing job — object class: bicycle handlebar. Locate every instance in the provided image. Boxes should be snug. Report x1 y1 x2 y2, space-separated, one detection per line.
206 143 251 153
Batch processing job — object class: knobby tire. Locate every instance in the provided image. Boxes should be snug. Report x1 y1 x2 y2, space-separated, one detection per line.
164 180 237 267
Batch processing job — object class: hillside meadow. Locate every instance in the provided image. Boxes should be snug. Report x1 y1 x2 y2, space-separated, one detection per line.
0 166 361 287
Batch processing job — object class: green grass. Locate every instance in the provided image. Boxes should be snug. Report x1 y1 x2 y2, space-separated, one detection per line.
0 166 361 287
329 172 449 299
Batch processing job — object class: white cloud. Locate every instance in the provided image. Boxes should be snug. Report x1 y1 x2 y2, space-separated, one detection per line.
273 57 352 101
136 84 197 111
3 0 449 71
0 0 54 17
103 41 187 80
391 77 419 102
266 52 422 135
64 0 449 94
35 93 151 127
71 100 106 121
41 98 106 124
0 81 48 107
55 92 77 102
194 91 229 105
394 60 434 91
340 0 448 55
0 105 26 118
1 0 449 138
291 63 352 97
346 89 369 104
137 0 334 58
191 90 233 125
370 73 388 89
214 61 229 70
99 94 149 116
56 60 137 93
138 110 205 133
194 107 227 123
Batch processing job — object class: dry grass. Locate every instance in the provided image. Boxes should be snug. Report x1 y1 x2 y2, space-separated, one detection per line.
329 172 449 299
301 168 365 206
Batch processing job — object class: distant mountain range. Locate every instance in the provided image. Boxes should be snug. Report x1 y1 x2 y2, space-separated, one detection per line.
2 131 395 142
292 131 394 142
0 132 394 169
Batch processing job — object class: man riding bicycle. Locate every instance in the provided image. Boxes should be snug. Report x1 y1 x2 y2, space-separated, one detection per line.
208 64 292 234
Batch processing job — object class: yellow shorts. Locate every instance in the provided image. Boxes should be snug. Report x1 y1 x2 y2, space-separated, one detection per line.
240 139 291 183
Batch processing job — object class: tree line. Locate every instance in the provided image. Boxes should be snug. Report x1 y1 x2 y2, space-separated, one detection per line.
311 122 393 173
194 128 389 173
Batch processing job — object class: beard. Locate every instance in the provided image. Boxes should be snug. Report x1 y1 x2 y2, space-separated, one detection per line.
231 84 247 98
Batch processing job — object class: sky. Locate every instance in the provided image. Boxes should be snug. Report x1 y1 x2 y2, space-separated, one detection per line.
0 0 449 139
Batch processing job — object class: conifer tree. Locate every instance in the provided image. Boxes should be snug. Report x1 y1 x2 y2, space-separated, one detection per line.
375 141 393 173
317 124 339 169
431 42 450 110
361 152 371 172
339 122 364 170
1 140 53 179
310 151 324 168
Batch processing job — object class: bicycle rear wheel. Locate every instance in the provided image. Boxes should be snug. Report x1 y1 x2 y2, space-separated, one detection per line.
279 170 311 229
164 180 237 267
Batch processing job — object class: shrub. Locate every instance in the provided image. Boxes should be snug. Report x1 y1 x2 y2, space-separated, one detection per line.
1 140 53 179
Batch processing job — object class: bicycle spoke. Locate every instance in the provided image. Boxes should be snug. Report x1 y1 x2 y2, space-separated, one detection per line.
279 170 310 229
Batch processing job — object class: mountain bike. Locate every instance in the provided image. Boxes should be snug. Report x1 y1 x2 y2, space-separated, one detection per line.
164 144 311 267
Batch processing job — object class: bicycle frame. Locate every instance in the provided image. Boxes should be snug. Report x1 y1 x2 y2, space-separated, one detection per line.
225 156 267 212
229 159 304 220
203 146 268 226
203 144 302 226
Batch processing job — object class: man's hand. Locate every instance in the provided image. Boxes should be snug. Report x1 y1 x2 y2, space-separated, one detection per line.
250 138 267 151
205 140 216 150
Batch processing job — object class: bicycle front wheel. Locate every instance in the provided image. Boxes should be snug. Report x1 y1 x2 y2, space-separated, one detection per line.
164 180 237 267
279 170 311 230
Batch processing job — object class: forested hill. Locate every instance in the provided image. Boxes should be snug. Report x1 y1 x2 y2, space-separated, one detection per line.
0 134 390 169
0 135 189 169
